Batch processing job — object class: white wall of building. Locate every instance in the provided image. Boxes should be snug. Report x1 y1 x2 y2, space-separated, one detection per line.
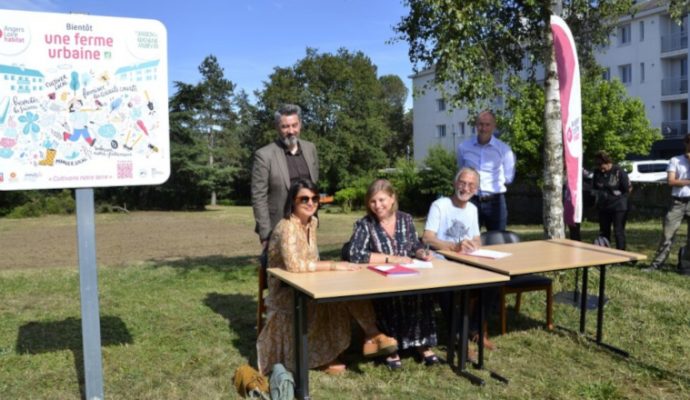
412 1 689 162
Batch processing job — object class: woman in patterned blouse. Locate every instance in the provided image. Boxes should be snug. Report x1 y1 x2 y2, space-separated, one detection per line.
257 179 397 375
347 179 437 369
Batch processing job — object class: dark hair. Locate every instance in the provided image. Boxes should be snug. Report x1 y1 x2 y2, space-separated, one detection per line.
684 133 690 144
283 179 319 219
365 179 398 219
594 150 613 166
274 104 302 126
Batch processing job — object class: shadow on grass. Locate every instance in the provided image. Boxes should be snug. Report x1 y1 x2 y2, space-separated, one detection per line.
204 292 257 363
546 324 690 388
150 254 259 270
15 315 133 399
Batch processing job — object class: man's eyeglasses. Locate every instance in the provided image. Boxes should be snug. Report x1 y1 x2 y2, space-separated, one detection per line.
298 195 320 205
456 181 476 189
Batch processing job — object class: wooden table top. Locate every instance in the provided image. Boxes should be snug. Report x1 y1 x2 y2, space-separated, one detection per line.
438 238 647 276
268 258 509 300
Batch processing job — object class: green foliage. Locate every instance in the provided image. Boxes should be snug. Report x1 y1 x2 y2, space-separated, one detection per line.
395 0 634 111
502 76 660 177
385 158 422 213
419 145 456 198
334 174 375 212
6 190 75 218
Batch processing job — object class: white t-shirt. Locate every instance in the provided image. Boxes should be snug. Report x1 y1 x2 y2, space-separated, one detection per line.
668 155 690 198
424 197 480 243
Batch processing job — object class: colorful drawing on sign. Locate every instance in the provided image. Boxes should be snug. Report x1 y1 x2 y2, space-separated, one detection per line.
0 60 163 170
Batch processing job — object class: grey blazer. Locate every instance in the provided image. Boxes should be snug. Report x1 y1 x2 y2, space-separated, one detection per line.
251 139 319 241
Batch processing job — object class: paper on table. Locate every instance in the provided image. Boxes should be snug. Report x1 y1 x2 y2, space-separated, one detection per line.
367 264 420 277
467 249 511 259
400 259 433 269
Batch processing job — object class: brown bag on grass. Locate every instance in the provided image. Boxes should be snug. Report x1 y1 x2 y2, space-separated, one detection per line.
233 365 269 399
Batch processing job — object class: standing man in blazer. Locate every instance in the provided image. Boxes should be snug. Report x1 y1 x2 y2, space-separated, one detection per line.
251 104 319 250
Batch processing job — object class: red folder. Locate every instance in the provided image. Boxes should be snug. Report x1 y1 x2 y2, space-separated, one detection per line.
367 264 420 277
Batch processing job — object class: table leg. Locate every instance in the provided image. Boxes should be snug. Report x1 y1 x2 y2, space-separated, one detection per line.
595 265 629 357
294 290 310 400
475 289 509 384
579 267 589 334
448 291 458 368
455 290 484 386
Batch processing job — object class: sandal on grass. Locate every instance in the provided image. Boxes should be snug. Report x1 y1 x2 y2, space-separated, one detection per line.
318 359 346 375
385 354 402 371
363 333 398 358
418 350 440 366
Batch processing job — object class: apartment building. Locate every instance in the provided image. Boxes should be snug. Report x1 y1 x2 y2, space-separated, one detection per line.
412 0 688 162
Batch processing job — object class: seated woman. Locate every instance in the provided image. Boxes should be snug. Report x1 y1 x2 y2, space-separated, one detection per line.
257 179 397 375
347 179 436 369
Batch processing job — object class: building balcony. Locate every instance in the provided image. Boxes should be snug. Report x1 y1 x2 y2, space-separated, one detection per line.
661 76 688 96
661 120 688 138
661 32 688 53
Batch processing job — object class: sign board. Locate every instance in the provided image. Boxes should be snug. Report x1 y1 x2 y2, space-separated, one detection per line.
0 9 169 190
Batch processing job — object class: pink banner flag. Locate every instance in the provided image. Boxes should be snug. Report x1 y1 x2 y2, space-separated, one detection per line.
551 15 583 225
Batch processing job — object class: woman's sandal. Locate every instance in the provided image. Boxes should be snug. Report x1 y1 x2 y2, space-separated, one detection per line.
363 333 398 358
385 355 402 371
421 353 440 366
417 349 440 366
318 359 346 375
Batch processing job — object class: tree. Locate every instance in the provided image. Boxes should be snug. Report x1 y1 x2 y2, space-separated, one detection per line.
394 0 637 238
379 74 411 162
504 76 661 179
194 55 238 205
255 48 402 193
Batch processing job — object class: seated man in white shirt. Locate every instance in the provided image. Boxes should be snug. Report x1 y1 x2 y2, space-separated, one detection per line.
423 167 497 350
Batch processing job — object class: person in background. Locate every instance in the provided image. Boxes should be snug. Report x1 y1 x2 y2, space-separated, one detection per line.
591 151 632 250
456 110 516 231
347 179 436 369
646 134 690 274
257 179 398 375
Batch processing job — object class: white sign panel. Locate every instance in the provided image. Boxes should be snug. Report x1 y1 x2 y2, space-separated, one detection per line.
0 9 169 190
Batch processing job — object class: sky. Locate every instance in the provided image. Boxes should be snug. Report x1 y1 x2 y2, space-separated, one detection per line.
0 0 416 108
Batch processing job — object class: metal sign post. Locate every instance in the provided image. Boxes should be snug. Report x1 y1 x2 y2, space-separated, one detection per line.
76 188 104 400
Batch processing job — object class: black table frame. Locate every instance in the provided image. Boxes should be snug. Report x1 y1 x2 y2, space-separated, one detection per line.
287 281 505 400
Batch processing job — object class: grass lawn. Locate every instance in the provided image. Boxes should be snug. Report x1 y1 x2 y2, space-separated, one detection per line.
0 207 689 399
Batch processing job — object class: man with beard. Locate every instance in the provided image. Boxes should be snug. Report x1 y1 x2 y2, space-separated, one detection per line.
422 167 481 252
422 167 496 351
251 103 319 252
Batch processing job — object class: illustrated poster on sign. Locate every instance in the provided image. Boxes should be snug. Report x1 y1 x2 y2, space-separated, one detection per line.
0 9 169 190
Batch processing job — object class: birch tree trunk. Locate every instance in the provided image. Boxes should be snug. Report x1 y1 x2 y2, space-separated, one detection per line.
542 4 565 239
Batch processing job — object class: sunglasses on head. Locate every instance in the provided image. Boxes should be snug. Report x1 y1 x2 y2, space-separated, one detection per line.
298 195 320 205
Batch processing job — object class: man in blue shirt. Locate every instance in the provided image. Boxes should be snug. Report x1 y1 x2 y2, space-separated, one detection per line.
456 110 516 231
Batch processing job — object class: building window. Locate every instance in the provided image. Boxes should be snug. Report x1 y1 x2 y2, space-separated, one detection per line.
436 98 446 112
436 124 446 138
459 121 466 136
640 63 645 83
639 21 645 41
619 23 631 45
619 64 632 84
602 67 611 81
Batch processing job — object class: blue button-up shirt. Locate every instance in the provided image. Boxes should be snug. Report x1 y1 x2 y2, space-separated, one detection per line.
456 135 516 195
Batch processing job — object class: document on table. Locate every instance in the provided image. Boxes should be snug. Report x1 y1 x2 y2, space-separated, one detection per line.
467 249 511 259
400 259 433 269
